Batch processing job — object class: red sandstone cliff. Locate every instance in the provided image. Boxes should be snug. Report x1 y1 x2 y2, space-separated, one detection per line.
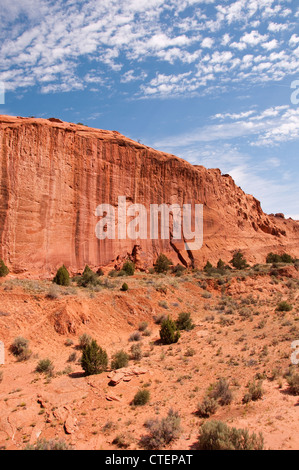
0 114 298 277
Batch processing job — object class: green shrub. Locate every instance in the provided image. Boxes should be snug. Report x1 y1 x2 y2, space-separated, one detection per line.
204 261 213 273
77 265 99 287
53 265 70 286
10 337 29 356
286 373 299 395
217 259 225 270
140 409 181 449
78 333 92 349
120 282 129 291
276 301 293 312
266 252 294 264
176 312 195 331
25 438 71 450
230 251 249 270
242 380 264 404
281 300 295 313
111 350 129 370
138 321 148 332
208 377 233 406
108 269 118 277
197 420 264 450
67 352 77 363
159 317 180 345
129 331 142 342
112 434 131 449
10 337 31 361
172 264 186 277
47 284 60 299
122 260 135 276
130 343 142 361
154 254 172 273
197 397 218 418
35 359 54 375
0 259 9 277
81 339 108 376
132 389 150 406
154 314 168 325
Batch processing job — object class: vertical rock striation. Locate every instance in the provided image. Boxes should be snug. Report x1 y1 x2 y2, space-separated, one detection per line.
0 115 298 277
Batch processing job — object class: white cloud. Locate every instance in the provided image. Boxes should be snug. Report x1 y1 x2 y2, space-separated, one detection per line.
153 105 299 148
0 0 297 98
201 37 214 48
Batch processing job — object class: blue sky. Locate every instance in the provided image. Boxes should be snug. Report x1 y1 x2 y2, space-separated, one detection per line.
0 0 298 218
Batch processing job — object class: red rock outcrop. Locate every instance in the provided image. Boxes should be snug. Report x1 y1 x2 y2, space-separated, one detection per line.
0 114 298 277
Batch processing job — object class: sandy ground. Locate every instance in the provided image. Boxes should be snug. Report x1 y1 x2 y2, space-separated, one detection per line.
0 266 298 450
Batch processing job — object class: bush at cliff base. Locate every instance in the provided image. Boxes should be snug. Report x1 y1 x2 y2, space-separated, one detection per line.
53 265 70 286
0 259 9 277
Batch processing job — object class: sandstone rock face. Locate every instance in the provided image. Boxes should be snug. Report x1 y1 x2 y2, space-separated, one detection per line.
0 114 298 277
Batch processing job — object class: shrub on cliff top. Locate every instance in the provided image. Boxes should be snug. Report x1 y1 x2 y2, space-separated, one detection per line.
53 265 70 286
0 259 9 277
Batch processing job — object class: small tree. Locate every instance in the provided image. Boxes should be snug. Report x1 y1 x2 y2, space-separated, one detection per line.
53 265 70 286
159 317 180 344
81 339 108 376
154 254 172 274
280 253 294 263
204 261 213 273
230 251 248 270
217 259 225 270
120 282 129 291
266 252 294 264
0 259 9 277
122 260 135 276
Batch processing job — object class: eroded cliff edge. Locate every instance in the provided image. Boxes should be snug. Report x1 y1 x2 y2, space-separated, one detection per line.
0 115 298 277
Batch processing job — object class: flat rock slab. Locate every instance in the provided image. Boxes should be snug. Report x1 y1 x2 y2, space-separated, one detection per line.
106 394 122 402
108 366 147 386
